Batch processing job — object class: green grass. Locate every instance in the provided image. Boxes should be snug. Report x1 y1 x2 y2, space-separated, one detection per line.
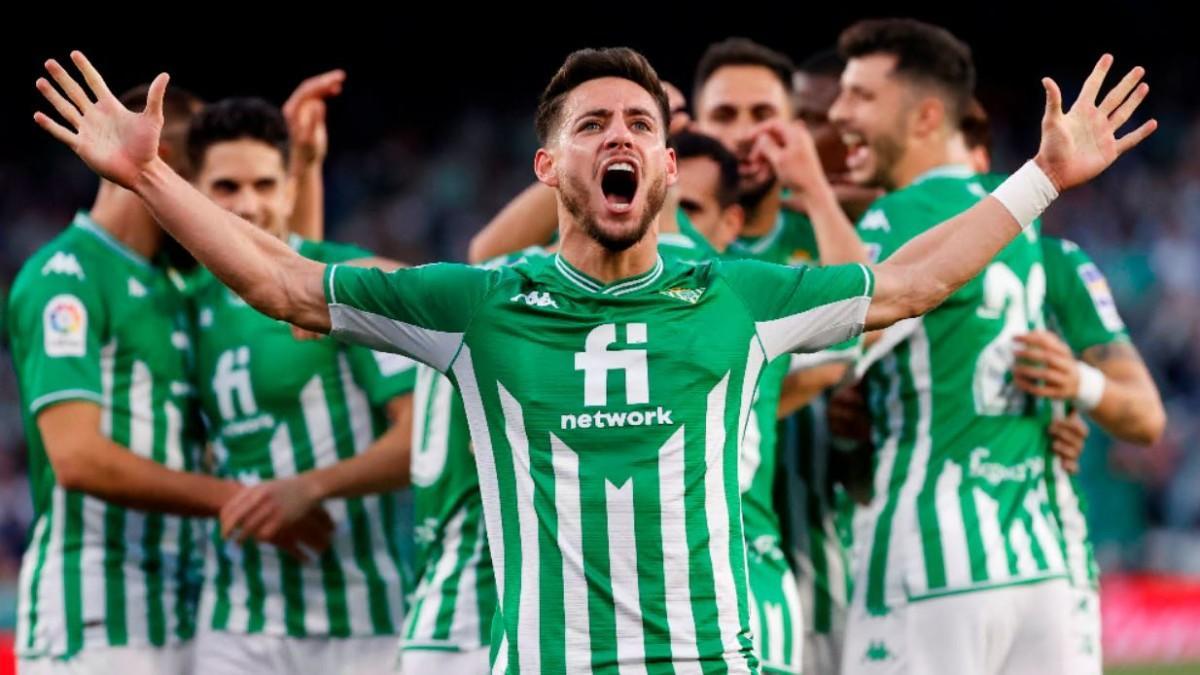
1108 664 1200 675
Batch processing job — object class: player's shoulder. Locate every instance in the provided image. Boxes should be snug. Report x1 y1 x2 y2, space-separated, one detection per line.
10 220 105 306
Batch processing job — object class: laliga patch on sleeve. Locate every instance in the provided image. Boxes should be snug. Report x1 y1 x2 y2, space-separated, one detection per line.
43 294 88 357
1077 263 1126 332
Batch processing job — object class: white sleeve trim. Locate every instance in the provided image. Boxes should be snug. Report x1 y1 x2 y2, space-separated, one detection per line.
29 389 103 415
329 303 463 373
755 295 871 362
327 264 340 305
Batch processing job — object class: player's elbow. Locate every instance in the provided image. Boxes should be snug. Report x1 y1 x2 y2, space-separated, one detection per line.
1131 402 1167 446
48 440 102 492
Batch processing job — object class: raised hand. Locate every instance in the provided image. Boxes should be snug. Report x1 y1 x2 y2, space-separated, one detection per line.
1034 54 1156 192
34 51 168 190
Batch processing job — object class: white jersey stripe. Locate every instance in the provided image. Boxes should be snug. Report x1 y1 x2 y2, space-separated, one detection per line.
497 382 540 674
657 426 699 664
606 479 647 674
550 433 591 672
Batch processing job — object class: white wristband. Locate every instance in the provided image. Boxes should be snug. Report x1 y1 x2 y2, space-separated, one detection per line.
991 160 1059 231
1074 361 1106 412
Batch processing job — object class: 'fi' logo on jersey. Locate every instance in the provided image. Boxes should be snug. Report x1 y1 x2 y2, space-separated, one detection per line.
574 323 649 407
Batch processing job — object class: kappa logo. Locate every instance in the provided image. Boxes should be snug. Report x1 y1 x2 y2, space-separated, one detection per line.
41 252 85 280
511 291 558 308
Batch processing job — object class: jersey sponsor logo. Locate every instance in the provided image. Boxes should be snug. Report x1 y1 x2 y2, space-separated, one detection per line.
560 406 674 430
212 346 275 437
41 251 85 280
659 286 706 304
127 277 147 298
566 323 674 430
43 294 87 357
859 209 890 232
1077 263 1126 332
575 323 649 407
968 447 1045 486
510 290 558 308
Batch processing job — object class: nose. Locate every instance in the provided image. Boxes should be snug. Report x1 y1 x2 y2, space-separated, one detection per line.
229 189 260 224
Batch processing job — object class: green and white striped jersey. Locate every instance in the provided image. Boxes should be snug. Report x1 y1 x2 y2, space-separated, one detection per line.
855 166 1069 614
325 251 873 672
403 364 497 652
192 236 415 638
8 212 204 659
1041 235 1128 590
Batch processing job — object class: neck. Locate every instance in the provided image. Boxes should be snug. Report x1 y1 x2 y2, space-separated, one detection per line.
88 181 162 259
556 210 659 284
891 132 957 190
742 187 782 237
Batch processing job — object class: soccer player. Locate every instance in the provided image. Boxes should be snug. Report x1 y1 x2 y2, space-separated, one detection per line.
691 39 871 673
9 81 329 675
956 81 1165 675
179 97 414 674
824 19 1150 673
34 44 1152 672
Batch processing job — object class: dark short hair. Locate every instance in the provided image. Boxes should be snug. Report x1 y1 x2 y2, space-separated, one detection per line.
186 97 290 173
838 18 975 124
961 98 991 153
670 130 740 208
694 38 795 100
535 47 670 145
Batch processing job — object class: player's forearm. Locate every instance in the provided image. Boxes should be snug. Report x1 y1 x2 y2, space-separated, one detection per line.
55 437 238 516
288 163 324 241
777 362 848 418
802 181 868 265
134 157 330 331
870 197 1022 328
468 182 558 263
1087 356 1166 445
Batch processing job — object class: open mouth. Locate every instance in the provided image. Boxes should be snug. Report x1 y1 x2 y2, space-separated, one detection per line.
841 131 870 171
601 161 638 211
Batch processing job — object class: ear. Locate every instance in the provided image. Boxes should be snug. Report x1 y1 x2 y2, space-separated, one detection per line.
534 147 558 188
664 146 678 187
912 95 946 139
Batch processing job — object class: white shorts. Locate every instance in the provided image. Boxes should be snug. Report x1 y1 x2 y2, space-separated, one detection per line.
842 577 1073 675
193 630 400 675
400 646 490 674
1066 586 1102 675
19 643 194 675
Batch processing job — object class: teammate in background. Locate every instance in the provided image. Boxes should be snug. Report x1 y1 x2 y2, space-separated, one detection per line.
9 81 330 675
173 97 414 674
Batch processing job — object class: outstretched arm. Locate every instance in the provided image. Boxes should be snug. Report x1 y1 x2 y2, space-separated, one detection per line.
864 55 1155 329
35 52 331 332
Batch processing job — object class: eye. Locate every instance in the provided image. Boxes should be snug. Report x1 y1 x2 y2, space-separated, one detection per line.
632 119 652 132
580 120 602 132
